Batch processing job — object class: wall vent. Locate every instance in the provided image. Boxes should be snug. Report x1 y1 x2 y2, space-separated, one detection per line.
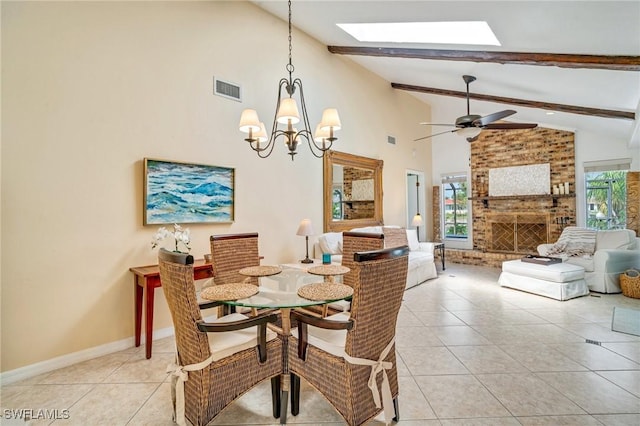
214 77 241 102
387 135 396 145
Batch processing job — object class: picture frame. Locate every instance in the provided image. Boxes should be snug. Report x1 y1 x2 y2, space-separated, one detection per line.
143 158 235 225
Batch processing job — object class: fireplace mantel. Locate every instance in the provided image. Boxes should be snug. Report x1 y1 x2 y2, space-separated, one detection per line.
470 193 575 208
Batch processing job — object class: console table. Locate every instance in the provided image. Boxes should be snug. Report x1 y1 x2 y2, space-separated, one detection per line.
130 260 213 358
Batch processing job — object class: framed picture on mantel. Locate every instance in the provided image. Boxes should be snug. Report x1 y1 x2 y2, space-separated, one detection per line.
143 158 235 225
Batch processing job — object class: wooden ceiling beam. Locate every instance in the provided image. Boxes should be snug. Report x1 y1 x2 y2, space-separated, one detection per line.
391 83 635 120
327 46 640 71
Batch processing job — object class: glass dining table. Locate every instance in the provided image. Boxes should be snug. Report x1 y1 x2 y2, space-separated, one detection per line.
199 264 352 424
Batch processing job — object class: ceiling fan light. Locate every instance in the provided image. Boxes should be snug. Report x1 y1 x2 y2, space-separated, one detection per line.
457 127 482 138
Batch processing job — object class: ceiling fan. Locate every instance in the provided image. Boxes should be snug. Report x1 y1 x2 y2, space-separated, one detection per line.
415 75 538 142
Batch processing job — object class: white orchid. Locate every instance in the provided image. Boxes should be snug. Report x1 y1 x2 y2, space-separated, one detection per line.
151 224 191 253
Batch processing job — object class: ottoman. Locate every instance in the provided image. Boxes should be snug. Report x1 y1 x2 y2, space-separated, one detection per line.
499 259 589 301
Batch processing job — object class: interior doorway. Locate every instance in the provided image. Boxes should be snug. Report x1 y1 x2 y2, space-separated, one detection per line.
406 170 426 241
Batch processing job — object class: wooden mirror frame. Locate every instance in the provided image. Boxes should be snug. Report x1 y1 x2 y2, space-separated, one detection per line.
323 150 384 232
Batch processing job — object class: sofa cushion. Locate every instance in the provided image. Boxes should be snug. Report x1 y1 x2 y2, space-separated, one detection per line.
596 229 636 250
318 232 342 255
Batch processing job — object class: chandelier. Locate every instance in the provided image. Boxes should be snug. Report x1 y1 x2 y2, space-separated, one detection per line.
238 0 341 160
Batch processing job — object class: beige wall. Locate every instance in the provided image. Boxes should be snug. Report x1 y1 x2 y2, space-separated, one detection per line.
1 1 431 372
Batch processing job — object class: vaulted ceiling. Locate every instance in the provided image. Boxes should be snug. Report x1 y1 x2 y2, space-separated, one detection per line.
254 1 640 146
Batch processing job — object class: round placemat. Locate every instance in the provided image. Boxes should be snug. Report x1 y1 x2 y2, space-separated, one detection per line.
297 283 353 301
200 283 258 301
308 265 350 276
239 265 283 277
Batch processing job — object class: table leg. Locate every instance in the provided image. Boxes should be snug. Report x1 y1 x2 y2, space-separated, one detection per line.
135 277 143 347
441 245 446 270
145 285 155 359
279 308 291 425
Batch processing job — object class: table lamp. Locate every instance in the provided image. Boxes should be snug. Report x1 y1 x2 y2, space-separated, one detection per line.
296 218 315 264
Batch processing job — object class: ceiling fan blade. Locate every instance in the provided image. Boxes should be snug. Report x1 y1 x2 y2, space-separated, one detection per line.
473 109 516 127
484 122 538 129
413 128 458 141
419 122 456 127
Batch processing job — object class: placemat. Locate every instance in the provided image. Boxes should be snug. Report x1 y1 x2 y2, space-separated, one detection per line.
308 264 350 276
239 265 283 277
200 283 258 301
297 282 353 301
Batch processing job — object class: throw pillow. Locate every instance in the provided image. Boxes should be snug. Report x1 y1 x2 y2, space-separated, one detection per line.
318 232 342 255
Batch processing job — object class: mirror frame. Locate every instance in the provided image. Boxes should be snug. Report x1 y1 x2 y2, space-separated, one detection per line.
323 150 384 232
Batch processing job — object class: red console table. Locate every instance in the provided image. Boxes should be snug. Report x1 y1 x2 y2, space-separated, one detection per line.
130 260 213 359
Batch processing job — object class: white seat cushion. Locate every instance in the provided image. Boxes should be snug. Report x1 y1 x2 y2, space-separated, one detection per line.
206 313 277 361
291 312 350 358
502 260 585 283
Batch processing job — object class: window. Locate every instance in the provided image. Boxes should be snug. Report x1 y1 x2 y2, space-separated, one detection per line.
441 173 469 239
332 187 343 220
584 159 630 230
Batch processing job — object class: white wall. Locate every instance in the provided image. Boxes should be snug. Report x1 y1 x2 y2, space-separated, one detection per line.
1 1 431 373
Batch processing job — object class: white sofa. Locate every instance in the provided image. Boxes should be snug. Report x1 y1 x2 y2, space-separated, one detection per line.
537 227 640 293
313 226 438 290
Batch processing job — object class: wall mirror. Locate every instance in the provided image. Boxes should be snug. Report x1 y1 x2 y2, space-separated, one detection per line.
323 150 383 232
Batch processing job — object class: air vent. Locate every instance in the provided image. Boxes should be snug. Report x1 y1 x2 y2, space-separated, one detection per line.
214 77 241 102
387 135 396 145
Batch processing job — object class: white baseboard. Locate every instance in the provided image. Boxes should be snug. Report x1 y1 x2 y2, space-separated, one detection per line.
0 326 176 385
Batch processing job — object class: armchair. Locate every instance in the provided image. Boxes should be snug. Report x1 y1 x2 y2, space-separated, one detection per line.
287 246 410 426
158 248 282 426
538 227 640 293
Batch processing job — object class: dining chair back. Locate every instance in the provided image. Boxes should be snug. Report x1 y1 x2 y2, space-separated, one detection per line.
341 231 385 288
288 246 409 426
158 248 282 426
210 232 260 286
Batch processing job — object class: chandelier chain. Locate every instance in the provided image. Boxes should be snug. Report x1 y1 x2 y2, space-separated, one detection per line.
287 0 294 76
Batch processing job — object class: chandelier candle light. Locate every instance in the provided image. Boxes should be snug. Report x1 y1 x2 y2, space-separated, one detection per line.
296 218 315 264
238 0 341 160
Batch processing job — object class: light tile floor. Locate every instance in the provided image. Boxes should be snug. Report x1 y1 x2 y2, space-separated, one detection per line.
2 264 640 425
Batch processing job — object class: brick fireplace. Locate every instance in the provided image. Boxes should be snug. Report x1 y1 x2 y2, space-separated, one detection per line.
432 127 577 267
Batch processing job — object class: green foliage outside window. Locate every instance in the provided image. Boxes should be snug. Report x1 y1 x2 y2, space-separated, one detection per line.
443 181 468 238
585 171 627 230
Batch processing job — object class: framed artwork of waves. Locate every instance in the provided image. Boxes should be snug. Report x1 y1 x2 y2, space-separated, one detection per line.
143 158 235 225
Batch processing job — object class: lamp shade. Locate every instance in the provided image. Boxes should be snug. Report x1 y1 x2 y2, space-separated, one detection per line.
319 108 341 131
239 109 261 133
255 122 268 144
296 218 315 236
457 127 482 139
276 97 301 125
411 213 423 227
314 123 330 143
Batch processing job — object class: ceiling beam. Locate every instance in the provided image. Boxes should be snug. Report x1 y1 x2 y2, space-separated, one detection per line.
328 46 640 71
391 83 636 120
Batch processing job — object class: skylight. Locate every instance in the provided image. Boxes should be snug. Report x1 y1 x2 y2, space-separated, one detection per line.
337 21 501 46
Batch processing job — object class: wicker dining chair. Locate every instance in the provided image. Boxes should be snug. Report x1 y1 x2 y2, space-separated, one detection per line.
341 231 385 288
287 246 410 426
210 232 261 286
158 248 282 426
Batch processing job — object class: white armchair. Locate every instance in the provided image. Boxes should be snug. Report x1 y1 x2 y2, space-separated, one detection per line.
538 227 640 293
